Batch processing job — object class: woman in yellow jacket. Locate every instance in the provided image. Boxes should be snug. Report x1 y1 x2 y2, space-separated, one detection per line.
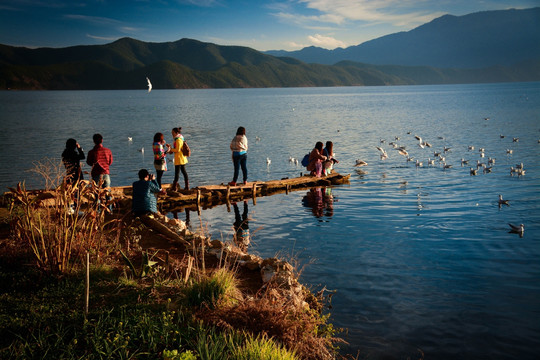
170 127 189 191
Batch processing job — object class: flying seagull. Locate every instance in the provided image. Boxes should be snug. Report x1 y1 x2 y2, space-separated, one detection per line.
355 159 368 167
146 77 152 92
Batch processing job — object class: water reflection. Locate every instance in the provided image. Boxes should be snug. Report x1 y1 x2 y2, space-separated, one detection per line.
302 187 335 220
232 201 250 251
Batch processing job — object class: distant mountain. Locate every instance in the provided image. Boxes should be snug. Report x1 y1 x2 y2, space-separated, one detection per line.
266 7 540 68
0 36 539 90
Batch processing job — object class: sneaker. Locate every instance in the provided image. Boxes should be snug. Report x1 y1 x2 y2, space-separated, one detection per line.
228 181 236 186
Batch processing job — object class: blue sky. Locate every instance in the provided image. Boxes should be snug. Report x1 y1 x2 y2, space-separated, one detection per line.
0 0 537 51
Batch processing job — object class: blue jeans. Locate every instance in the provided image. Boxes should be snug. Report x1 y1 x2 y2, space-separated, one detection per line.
92 174 111 188
232 153 247 183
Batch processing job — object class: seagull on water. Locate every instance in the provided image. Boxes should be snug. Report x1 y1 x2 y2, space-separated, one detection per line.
138 147 144 153
506 149 513 154
508 223 524 236
146 77 152 92
266 157 271 165
470 168 478 176
128 137 133 142
461 158 469 166
355 159 368 167
498 195 509 206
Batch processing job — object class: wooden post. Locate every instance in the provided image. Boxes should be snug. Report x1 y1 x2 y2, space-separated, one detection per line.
226 185 231 202
252 183 257 199
196 189 201 215
85 251 89 316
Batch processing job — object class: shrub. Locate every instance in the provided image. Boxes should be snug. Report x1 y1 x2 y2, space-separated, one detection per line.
8 179 118 274
183 268 241 309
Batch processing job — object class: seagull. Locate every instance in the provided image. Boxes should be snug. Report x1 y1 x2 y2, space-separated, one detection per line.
500 134 505 139
427 158 435 166
398 148 409 157
376 146 388 160
461 158 469 166
355 159 368 167
266 157 271 165
289 156 295 163
443 163 452 170
498 195 509 206
488 157 496 165
146 77 152 92
138 147 144 153
255 136 261 141
506 149 513 154
294 158 299 165
513 137 519 142
483 166 493 173
468 145 475 151
508 223 524 235
424 142 432 148
415 160 423 167
470 168 478 176
128 137 133 142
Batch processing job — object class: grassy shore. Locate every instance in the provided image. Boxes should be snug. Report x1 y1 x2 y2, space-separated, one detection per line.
0 180 348 360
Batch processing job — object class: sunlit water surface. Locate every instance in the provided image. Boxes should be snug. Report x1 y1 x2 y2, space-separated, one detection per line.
1 83 539 359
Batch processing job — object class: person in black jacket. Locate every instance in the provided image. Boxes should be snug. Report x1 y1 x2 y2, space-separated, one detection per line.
62 138 85 185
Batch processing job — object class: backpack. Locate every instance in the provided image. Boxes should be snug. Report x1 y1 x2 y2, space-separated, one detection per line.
301 153 310 167
181 141 191 157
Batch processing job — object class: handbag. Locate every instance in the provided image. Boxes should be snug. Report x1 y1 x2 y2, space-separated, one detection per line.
181 141 191 157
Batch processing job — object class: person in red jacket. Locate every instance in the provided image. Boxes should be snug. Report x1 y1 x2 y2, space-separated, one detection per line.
86 133 113 188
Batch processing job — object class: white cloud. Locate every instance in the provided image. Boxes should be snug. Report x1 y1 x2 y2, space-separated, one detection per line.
307 34 347 48
275 0 445 28
86 34 119 42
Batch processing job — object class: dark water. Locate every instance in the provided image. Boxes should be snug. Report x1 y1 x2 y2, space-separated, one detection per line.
1 83 539 359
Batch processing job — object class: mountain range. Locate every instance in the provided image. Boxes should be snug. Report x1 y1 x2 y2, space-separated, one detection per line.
266 7 540 68
0 7 539 90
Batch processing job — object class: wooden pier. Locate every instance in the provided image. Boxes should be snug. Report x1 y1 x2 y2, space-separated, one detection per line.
112 172 350 213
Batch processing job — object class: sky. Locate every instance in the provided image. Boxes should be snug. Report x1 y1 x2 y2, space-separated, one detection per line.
0 0 538 51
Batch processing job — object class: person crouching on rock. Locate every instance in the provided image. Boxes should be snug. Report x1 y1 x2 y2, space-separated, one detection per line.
132 169 165 217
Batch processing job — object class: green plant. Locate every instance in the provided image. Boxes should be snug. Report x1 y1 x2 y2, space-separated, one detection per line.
183 268 240 309
163 349 197 360
120 249 160 279
233 333 298 360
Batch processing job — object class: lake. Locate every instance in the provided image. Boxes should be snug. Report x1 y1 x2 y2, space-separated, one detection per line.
1 83 539 359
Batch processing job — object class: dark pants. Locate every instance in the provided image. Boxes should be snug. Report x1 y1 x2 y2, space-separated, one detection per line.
233 153 247 183
156 170 164 187
173 165 188 188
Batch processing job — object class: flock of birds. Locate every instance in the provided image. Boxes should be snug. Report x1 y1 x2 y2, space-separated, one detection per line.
352 128 535 237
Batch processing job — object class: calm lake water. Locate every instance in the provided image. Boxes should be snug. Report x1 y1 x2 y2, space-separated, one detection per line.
1 83 539 359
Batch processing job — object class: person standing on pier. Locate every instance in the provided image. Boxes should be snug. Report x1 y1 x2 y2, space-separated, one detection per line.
229 126 248 186
62 138 85 185
152 132 170 187
170 127 189 191
87 133 113 188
